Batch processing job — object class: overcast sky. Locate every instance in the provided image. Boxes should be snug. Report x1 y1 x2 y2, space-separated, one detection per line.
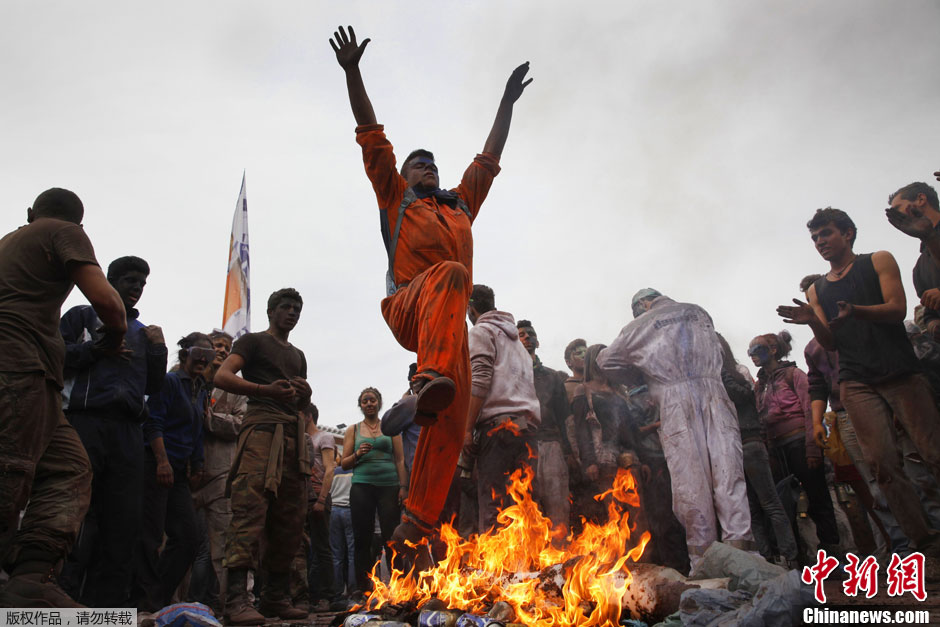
2 1 937 428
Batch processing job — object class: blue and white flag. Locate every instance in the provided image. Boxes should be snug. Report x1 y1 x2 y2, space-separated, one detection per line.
223 173 250 339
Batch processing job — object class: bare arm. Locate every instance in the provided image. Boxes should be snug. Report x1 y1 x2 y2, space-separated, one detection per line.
213 353 295 400
330 26 377 126
482 62 532 158
70 263 126 348
855 251 907 323
811 399 827 450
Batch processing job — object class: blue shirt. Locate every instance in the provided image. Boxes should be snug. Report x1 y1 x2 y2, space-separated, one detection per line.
61 304 167 420
144 370 206 471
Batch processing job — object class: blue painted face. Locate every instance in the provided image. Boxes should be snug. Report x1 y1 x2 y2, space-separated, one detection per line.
747 343 772 366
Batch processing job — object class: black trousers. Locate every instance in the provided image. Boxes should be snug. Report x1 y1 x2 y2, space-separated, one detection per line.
60 413 144 607
349 483 399 592
132 451 199 612
770 437 840 547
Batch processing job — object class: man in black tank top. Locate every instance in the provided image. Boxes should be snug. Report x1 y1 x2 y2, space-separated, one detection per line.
778 208 940 573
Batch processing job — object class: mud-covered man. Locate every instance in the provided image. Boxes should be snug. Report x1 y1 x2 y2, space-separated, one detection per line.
213 288 312 624
0 188 126 607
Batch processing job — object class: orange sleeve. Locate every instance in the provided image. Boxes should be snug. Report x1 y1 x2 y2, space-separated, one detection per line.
355 124 408 212
455 152 501 222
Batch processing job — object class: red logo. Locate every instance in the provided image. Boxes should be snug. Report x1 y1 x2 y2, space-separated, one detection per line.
886 552 926 602
843 553 879 599
801 549 840 603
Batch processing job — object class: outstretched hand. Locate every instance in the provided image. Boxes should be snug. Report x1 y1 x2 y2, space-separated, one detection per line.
330 25 370 71
935 170 940 182
886 205 934 240
776 298 817 325
503 62 533 104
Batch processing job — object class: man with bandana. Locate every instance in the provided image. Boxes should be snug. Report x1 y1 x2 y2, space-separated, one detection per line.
596 289 754 571
329 25 532 560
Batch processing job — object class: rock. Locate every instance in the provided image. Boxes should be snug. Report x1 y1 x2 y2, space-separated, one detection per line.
620 562 700 624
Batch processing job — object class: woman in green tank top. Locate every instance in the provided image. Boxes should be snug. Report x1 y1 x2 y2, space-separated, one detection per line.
340 387 407 593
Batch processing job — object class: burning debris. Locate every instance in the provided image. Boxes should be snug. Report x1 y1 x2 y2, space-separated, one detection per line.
344 466 659 626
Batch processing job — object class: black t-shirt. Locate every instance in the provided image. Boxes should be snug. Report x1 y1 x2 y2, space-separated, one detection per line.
814 253 919 384
232 331 307 417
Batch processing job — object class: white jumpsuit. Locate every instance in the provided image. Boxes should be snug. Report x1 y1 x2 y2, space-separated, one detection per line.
596 296 753 567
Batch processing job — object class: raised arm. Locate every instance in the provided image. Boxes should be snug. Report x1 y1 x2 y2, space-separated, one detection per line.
482 62 533 158
70 263 126 351
330 25 377 126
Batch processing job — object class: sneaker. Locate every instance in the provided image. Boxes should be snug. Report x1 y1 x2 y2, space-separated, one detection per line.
0 570 84 608
413 375 456 426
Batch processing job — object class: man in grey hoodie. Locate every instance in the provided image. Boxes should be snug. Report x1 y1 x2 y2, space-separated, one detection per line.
462 284 540 532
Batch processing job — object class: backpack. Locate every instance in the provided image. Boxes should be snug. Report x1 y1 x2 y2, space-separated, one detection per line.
380 187 470 296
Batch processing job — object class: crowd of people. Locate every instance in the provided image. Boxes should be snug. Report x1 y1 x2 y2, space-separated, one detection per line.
2 21 940 623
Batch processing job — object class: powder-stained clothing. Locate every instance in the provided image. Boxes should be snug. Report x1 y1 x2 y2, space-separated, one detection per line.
468 310 540 531
596 296 753 565
531 359 571 529
0 219 98 572
912 220 940 328
225 430 307 573
468 310 540 430
59 303 166 607
815 254 940 548
192 387 245 594
804 338 843 411
755 362 820 460
61 304 167 419
813 254 920 384
357 123 500 528
224 332 309 575
307 430 336 499
0 219 99 388
144 370 207 471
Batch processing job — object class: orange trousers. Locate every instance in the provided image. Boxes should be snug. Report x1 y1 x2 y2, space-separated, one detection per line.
381 260 471 528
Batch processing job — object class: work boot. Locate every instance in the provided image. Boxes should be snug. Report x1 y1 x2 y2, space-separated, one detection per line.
390 518 434 576
0 565 84 608
224 568 266 626
259 573 308 620
413 374 456 426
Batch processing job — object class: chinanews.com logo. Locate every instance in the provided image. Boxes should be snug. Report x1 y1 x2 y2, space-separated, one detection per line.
801 549 931 624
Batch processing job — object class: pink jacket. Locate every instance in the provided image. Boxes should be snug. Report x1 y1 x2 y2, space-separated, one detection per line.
755 362 820 460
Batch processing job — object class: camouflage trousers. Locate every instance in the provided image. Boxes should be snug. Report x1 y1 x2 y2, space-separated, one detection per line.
0 372 92 571
224 430 306 575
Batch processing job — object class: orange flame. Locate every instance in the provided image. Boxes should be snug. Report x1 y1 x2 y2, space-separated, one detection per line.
365 465 651 626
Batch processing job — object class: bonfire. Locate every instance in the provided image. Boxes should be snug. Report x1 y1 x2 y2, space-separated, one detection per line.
362 465 652 626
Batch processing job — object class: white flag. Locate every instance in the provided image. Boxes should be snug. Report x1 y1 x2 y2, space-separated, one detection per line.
223 173 250 339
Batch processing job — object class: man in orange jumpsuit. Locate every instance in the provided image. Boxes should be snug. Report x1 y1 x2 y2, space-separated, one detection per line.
330 25 531 560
